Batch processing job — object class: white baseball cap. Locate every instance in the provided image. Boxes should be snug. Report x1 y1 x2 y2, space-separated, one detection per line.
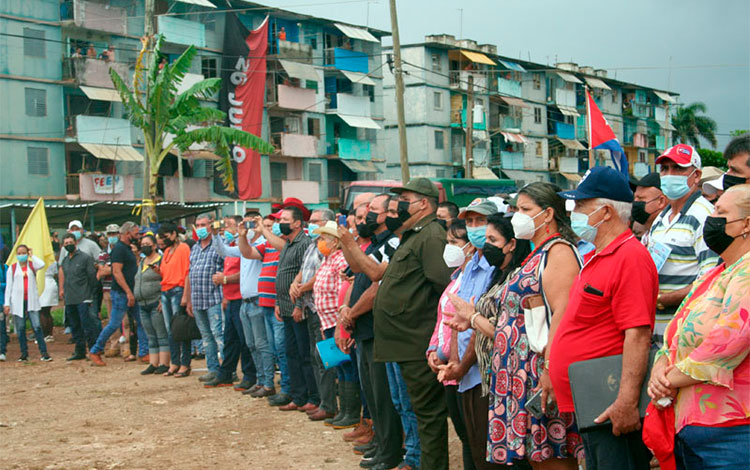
68 220 83 230
702 175 724 195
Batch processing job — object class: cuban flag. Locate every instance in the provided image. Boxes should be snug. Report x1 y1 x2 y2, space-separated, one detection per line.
586 89 629 177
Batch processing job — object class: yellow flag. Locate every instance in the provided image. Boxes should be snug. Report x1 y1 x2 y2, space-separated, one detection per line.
6 198 56 295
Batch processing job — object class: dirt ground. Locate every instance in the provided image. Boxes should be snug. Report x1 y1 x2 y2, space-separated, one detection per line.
0 328 463 470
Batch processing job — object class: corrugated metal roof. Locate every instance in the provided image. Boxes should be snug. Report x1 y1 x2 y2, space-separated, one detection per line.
80 143 143 162
337 114 381 130
584 77 611 91
80 86 122 102
557 138 586 150
334 23 379 43
557 71 583 84
459 50 496 66
653 91 676 103
279 59 320 82
341 70 376 86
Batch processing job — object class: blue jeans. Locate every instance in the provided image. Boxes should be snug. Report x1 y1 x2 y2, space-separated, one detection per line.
91 290 140 355
386 361 421 468
193 303 223 374
263 306 290 394
675 424 750 470
65 303 100 353
139 301 169 354
13 310 48 357
0 315 8 354
217 299 255 383
161 287 191 367
240 299 275 388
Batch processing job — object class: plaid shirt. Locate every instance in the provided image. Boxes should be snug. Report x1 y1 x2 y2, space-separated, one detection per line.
300 243 324 311
313 250 348 330
189 238 224 310
276 231 312 316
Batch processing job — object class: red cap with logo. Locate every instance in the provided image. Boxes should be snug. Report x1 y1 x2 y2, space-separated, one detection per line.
655 144 702 169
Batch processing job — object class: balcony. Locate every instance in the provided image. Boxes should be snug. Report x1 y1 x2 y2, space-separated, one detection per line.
324 48 368 73
76 173 135 201
497 78 522 98
559 157 580 173
272 133 318 158
449 70 488 92
500 151 524 170
63 57 131 88
328 92 371 117
63 0 127 35
277 84 317 111
338 138 371 160
277 40 313 64
555 122 576 140
502 115 522 130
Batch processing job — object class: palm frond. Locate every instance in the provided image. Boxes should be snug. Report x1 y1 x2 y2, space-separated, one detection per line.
168 107 227 133
173 78 222 112
110 68 146 129
173 126 274 155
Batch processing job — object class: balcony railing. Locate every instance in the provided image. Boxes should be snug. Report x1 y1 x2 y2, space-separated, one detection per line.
500 151 524 170
497 78 522 98
276 40 313 64
63 57 131 88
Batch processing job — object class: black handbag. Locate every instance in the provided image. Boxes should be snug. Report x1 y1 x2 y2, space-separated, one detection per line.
170 306 202 342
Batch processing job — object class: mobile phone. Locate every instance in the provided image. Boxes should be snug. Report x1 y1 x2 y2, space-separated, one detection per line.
244 221 256 229
337 214 347 226
524 389 545 419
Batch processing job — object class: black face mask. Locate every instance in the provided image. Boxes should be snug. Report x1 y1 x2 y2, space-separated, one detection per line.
385 216 402 232
631 201 651 225
365 211 381 232
141 246 153 256
356 223 372 239
64 244 76 254
703 216 741 255
483 242 506 267
279 223 293 236
722 174 747 191
162 236 174 247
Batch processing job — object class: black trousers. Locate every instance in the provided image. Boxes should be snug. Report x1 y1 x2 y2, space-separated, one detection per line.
357 338 403 468
283 316 319 406
462 385 515 470
218 299 256 384
581 426 651 470
397 359 449 470
445 384 475 470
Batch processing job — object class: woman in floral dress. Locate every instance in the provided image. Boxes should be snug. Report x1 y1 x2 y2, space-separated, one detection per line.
447 182 583 468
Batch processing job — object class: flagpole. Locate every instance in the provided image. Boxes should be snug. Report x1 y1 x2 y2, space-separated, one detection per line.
585 85 594 170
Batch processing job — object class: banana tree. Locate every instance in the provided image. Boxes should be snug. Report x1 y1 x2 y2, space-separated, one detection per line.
110 35 274 224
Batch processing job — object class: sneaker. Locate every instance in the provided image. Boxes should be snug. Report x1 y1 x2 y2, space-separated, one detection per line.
153 364 169 375
233 379 254 391
267 392 292 407
41 355 53 362
141 364 157 375
250 386 276 398
198 372 216 382
203 376 233 388
242 384 263 395
17 356 28 362
0 353 6 361
44 335 54 343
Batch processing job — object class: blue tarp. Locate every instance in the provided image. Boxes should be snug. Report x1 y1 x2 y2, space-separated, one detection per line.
499 60 526 73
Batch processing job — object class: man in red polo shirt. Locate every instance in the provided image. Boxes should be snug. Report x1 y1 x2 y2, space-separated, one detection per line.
551 167 657 470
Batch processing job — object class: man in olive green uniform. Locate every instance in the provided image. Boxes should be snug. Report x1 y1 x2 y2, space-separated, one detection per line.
373 178 452 470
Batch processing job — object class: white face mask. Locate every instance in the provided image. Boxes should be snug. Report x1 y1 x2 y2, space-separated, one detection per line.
511 210 546 240
443 243 468 268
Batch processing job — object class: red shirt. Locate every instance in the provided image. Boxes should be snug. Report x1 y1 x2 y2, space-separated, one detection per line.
256 241 280 308
22 265 29 300
223 243 242 301
549 230 657 413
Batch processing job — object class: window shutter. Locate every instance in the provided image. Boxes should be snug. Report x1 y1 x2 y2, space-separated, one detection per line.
23 28 45 58
27 147 49 175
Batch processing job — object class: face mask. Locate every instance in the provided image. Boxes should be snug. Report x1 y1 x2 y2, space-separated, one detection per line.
307 224 320 240
161 236 174 247
703 216 743 254
141 246 153 256
271 222 282 237
466 225 487 249
365 212 381 232
661 173 694 200
437 219 447 230
385 216 403 232
442 243 467 268
279 223 293 236
64 244 76 254
17 254 28 263
317 239 332 257
108 236 119 245
71 230 82 240
631 202 650 225
195 227 209 240
482 242 507 268
570 206 605 243
511 210 546 240
356 222 373 239
722 174 747 190
224 231 235 243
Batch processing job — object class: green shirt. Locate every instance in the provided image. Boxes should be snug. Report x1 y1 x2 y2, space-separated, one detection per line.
373 214 452 362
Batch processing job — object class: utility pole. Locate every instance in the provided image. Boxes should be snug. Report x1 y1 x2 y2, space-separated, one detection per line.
142 0 156 224
389 0 409 183
465 75 474 179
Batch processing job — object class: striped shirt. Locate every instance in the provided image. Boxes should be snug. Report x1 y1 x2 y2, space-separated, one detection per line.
647 191 719 335
275 231 312 316
300 243 324 312
256 241 280 308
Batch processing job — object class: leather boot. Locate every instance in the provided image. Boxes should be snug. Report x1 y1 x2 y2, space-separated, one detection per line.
344 418 372 442
333 381 360 429
325 381 345 427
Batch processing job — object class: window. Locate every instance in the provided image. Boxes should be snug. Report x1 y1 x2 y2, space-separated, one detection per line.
270 162 287 198
611 90 617 103
307 118 320 137
533 74 541 90
434 130 444 149
536 141 543 157
307 37 318 50
285 116 301 134
565 115 574 125
638 149 648 163
308 162 322 183
27 147 49 175
534 107 542 124
431 53 441 72
364 84 375 103
201 57 218 78
23 28 45 58
25 88 47 116
365 128 377 142
433 91 442 109
435 169 447 178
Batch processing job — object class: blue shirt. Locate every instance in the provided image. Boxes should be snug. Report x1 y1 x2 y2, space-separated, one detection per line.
188 237 224 310
455 251 495 392
213 234 264 300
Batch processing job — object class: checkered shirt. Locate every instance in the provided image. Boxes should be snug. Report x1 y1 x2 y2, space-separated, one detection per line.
313 250 349 330
188 238 224 310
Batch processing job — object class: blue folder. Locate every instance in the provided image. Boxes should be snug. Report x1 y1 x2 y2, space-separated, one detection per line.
316 337 351 369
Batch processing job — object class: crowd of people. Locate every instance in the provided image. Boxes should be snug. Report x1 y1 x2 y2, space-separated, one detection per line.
2 134 750 470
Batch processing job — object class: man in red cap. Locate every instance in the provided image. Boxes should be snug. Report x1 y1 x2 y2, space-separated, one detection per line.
647 144 718 345
272 198 311 222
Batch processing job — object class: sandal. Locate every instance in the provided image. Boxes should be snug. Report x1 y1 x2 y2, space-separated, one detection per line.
164 366 179 377
174 367 191 378
123 355 137 362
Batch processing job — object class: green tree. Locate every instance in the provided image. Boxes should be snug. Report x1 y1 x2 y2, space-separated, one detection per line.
730 129 749 137
110 35 273 223
671 102 718 149
697 148 726 170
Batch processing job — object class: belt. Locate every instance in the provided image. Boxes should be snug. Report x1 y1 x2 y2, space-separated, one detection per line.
242 296 260 303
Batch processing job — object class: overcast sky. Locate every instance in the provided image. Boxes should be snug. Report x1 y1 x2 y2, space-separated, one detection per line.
260 0 750 149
